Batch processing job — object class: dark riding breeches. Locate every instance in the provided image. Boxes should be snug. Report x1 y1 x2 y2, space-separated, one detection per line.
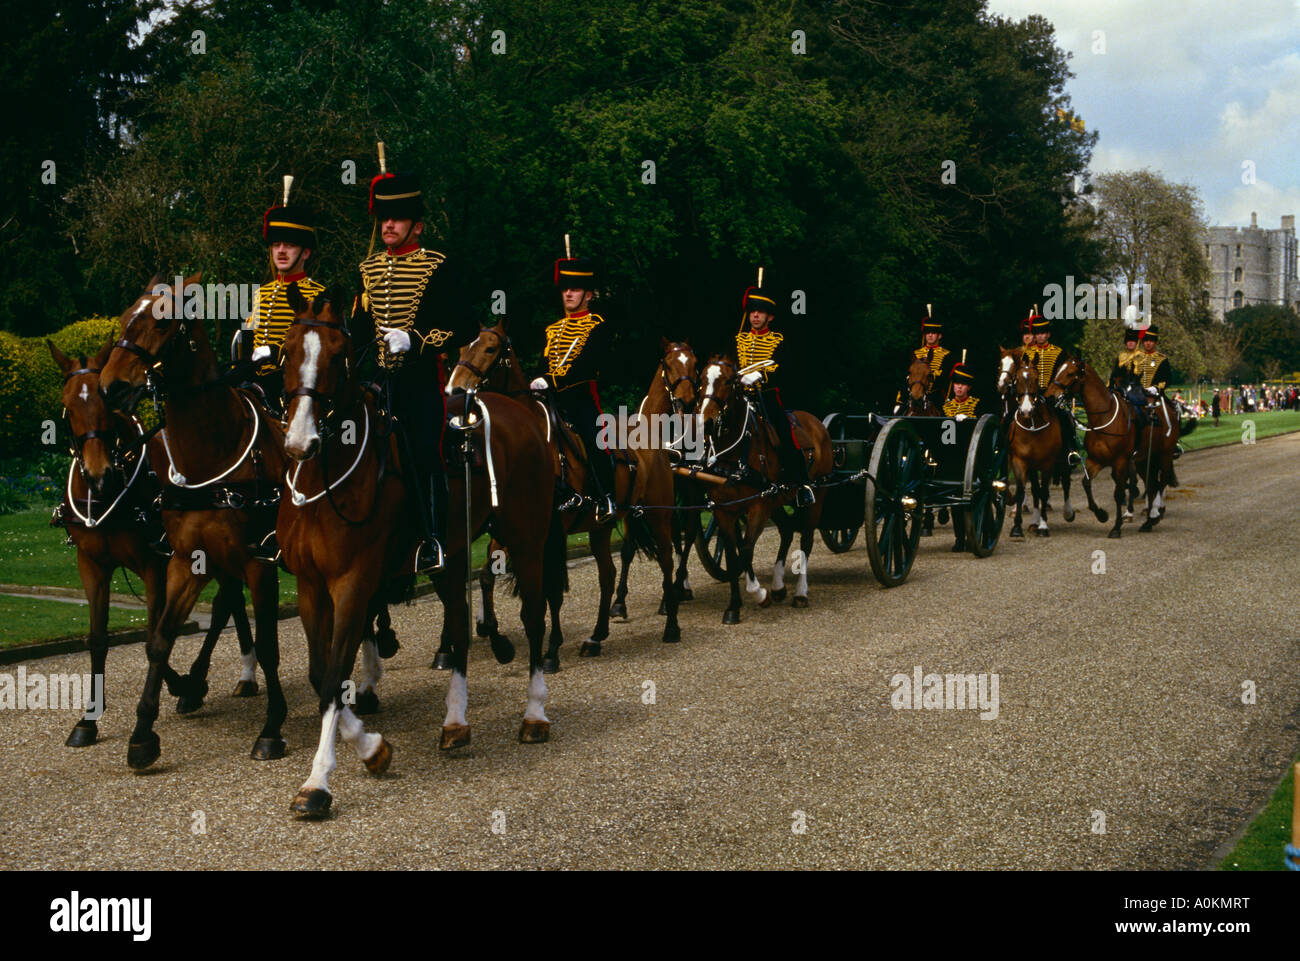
556 381 616 501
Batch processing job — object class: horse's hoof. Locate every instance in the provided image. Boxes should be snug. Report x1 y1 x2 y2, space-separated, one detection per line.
610 601 628 620
375 625 400 658
440 724 471 751
662 624 681 643
1009 527 1023 539
475 619 491 638
290 788 332 819
176 694 204 715
431 651 453 671
363 737 393 776
771 587 788 603
578 640 602 658
251 736 286 761
937 508 949 525
1138 521 1154 532
722 609 740 625
1036 527 1050 537
791 595 809 609
490 633 516 665
541 654 559 674
1064 507 1076 523
354 690 380 716
1108 529 1122 539
758 592 772 609
1095 510 1109 524
175 677 208 715
518 719 550 744
231 679 259 698
127 733 160 770
66 721 98 748
1159 507 1166 517
679 588 694 602
657 598 668 615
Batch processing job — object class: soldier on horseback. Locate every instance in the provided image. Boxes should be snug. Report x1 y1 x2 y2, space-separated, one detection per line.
530 252 618 523
1024 313 1082 468
735 284 815 507
235 177 324 414
1110 325 1150 430
350 148 473 572
896 309 952 411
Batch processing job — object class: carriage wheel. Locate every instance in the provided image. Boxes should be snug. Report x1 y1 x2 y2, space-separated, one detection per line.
694 512 748 582
819 525 859 553
864 419 925 587
963 414 1007 558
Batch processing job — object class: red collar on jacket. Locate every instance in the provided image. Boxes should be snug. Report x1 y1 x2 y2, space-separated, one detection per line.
386 242 420 257
276 271 307 283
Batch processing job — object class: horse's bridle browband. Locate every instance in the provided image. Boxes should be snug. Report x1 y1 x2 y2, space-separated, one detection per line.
284 314 353 427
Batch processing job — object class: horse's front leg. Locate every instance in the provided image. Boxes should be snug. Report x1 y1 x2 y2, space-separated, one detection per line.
579 524 615 657
67 550 111 747
770 508 793 603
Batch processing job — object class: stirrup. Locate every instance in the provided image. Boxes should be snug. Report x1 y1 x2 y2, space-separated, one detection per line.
594 495 618 525
795 485 815 507
1067 450 1082 468
252 530 281 564
558 491 584 512
414 538 446 574
1172 444 1183 460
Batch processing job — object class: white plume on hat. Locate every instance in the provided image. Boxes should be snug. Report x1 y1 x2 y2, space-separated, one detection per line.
1122 304 1143 330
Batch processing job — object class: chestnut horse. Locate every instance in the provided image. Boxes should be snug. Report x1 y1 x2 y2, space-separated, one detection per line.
99 274 290 770
697 355 833 620
1004 351 1069 538
445 320 683 673
48 336 257 747
1044 355 1135 538
896 357 943 416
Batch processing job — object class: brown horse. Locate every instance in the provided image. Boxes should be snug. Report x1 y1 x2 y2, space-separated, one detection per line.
696 355 833 621
1005 351 1067 538
897 357 943 416
608 339 700 621
1044 355 1135 538
48 336 258 746
445 320 683 673
99 273 290 769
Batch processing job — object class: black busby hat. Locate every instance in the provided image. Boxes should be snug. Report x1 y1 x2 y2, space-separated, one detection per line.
1031 314 1051 333
1122 326 1140 344
1141 325 1158 342
742 287 778 317
554 257 596 290
369 171 424 220
921 303 940 333
263 175 316 247
950 363 974 384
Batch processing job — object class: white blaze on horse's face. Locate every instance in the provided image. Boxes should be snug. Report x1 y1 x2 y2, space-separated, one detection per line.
285 331 321 458
700 363 722 421
78 383 89 402
998 353 1014 391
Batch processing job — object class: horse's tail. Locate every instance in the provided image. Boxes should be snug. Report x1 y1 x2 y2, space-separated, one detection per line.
620 511 660 562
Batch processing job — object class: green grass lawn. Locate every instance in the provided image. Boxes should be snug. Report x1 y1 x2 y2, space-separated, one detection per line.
1072 407 1300 452
1220 759 1296 871
0 593 148 648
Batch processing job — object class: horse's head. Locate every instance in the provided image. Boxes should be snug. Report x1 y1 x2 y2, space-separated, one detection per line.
48 336 118 493
698 354 737 439
446 318 512 395
100 271 203 413
906 357 933 403
659 337 698 414
1045 354 1083 404
282 285 352 461
997 346 1020 396
1013 351 1041 416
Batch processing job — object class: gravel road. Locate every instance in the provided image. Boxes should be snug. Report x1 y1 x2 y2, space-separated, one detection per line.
2 431 1297 869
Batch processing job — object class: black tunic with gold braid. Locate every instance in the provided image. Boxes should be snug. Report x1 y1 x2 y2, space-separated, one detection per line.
736 329 784 382
942 395 983 419
250 272 325 375
540 309 615 498
1024 343 1065 390
1130 349 1171 391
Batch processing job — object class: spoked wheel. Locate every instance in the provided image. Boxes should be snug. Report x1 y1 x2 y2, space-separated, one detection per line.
964 414 1008 558
819 525 859 553
864 419 926 587
694 512 747 582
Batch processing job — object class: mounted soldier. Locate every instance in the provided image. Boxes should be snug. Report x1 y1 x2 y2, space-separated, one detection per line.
233 176 324 415
350 144 474 572
896 306 952 413
529 243 617 523
1110 323 1150 430
735 280 815 507
1024 313 1082 468
942 362 984 552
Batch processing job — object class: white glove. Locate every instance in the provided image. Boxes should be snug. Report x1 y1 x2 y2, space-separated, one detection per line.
1145 386 1158 396
378 326 411 355
740 371 763 387
530 377 549 391
250 345 272 363
954 414 968 422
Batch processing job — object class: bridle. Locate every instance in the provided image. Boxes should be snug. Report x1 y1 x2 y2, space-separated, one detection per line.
283 313 353 436
452 326 514 388
658 348 697 416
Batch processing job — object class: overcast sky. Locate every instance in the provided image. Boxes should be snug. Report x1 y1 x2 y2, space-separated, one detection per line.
986 0 1300 228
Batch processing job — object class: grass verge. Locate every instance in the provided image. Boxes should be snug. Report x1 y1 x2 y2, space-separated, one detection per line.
1219 759 1296 871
